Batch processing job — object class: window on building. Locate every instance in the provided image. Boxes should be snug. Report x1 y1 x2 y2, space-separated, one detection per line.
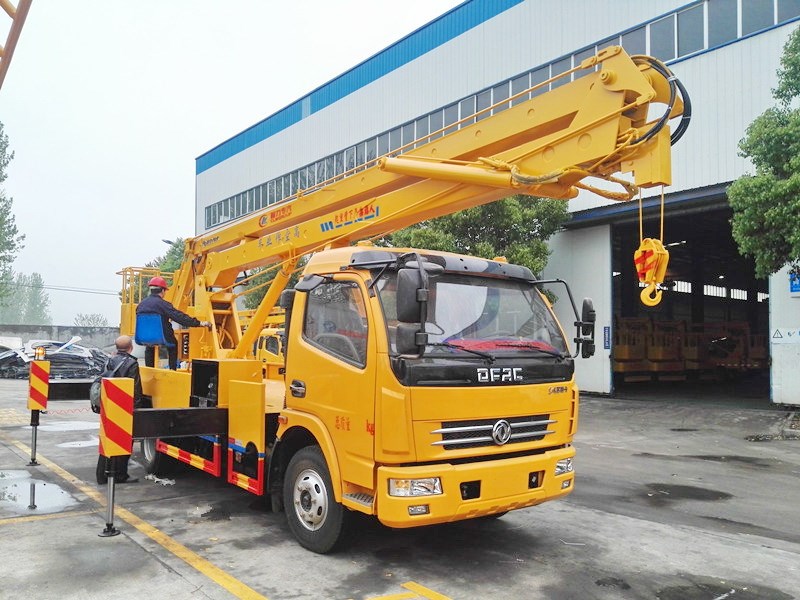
459 96 475 125
377 131 390 155
443 103 459 134
476 89 492 121
621 26 647 55
531 67 549 97
492 81 510 112
303 280 368 366
259 184 268 208
356 143 365 171
511 73 530 105
345 146 356 172
365 138 377 164
678 4 704 57
389 127 402 155
288 172 297 196
325 156 335 181
650 15 676 61
572 46 596 79
274 177 283 201
247 189 255 213
402 123 415 148
779 0 800 21
298 167 307 190
550 56 571 88
268 180 276 205
334 152 344 177
743 0 774 35
708 0 738 46
415 116 430 146
429 109 443 139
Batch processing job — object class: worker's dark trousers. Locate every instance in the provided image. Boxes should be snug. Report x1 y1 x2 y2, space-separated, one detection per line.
145 345 178 370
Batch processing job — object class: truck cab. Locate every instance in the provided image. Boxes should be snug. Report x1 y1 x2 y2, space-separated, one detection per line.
273 246 585 551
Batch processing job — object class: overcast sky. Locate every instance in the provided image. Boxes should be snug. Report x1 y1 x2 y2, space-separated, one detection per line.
0 0 463 327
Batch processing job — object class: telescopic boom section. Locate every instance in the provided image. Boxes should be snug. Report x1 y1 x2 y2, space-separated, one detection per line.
129 46 689 359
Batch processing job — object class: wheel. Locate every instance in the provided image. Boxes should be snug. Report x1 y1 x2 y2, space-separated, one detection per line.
140 438 174 476
283 445 351 553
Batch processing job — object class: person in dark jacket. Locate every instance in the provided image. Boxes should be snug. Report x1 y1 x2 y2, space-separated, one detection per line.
96 335 143 484
136 276 211 369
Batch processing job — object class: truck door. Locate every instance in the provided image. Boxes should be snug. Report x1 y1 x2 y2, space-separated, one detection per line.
285 276 376 489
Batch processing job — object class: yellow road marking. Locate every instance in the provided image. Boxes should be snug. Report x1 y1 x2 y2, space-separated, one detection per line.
1 433 268 600
0 509 97 526
367 581 452 600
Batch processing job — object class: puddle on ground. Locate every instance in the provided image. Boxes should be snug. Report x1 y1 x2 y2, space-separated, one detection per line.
0 470 79 515
641 483 732 507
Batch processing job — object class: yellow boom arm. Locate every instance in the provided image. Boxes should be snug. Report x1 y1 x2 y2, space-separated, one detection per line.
123 47 689 358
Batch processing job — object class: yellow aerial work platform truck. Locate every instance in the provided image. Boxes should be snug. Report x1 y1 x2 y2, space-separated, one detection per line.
120 47 690 553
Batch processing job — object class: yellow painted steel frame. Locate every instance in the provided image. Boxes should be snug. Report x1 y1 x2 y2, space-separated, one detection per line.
227 379 267 494
0 0 32 91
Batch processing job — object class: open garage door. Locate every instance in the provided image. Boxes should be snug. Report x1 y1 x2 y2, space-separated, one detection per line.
610 203 770 402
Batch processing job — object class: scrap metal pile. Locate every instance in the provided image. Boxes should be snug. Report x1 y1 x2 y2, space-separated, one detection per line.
0 338 108 381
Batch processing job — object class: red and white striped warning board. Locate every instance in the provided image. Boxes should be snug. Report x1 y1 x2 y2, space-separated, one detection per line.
98 378 133 458
27 360 50 411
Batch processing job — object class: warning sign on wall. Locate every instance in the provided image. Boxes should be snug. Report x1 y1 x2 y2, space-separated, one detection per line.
771 328 800 344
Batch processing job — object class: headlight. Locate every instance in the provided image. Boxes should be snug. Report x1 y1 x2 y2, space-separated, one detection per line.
388 477 442 497
555 458 574 476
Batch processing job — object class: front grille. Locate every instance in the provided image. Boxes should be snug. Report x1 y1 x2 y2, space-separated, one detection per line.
431 414 555 450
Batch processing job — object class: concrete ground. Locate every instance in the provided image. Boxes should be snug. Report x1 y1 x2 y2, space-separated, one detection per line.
0 379 798 599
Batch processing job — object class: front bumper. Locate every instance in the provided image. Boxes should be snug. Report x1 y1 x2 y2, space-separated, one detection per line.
376 445 575 528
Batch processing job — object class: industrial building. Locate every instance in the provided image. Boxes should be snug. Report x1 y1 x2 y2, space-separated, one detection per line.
194 0 800 402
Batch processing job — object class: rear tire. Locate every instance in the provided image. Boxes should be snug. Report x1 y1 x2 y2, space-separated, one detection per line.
140 438 174 476
283 445 351 554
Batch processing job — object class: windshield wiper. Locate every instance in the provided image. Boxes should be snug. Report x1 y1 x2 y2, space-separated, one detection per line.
426 341 496 362
495 341 566 359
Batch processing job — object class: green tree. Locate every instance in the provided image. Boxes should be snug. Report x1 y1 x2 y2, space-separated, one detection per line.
146 237 185 279
0 122 25 300
74 313 110 327
0 272 52 325
242 258 308 310
382 195 571 275
728 27 800 277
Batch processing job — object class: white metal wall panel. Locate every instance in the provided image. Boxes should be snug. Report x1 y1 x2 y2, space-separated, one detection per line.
769 267 800 405
195 0 689 232
543 225 613 394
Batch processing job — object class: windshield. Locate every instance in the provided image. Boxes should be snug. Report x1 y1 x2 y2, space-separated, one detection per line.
375 271 568 357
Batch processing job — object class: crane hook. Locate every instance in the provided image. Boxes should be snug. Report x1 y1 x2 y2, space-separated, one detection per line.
640 282 662 307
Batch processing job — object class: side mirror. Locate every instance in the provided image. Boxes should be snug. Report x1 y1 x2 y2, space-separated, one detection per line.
396 322 428 355
579 298 596 358
396 268 425 323
279 289 295 309
581 298 596 336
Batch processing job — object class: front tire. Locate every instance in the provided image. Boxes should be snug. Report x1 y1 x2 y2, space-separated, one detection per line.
283 445 351 553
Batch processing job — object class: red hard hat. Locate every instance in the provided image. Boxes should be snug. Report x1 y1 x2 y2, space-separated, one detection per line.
148 276 168 289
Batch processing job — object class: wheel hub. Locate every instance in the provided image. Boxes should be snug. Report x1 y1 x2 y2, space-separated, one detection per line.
293 468 328 531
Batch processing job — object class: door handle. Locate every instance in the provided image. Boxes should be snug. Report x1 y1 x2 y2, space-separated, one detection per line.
289 380 306 398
